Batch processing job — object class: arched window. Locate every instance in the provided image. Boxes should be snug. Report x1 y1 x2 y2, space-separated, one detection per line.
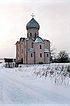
35 33 36 37
30 33 32 37
40 53 42 57
47 54 49 57
32 43 33 48
31 53 33 57
40 45 42 49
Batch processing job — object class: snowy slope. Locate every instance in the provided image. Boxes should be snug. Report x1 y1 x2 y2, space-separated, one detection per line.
0 63 70 106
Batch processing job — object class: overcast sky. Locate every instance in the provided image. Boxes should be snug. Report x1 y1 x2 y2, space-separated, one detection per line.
0 0 70 58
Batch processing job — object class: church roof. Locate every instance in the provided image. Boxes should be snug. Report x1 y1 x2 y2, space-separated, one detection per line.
34 37 44 43
27 48 35 53
44 48 49 53
26 18 40 30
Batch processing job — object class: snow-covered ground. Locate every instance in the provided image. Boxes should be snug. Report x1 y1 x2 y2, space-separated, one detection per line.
0 63 70 106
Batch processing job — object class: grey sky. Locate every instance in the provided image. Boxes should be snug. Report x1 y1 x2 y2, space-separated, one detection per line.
0 0 70 58
0 0 70 4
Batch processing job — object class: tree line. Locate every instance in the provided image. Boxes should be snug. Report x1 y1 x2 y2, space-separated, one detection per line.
50 50 70 63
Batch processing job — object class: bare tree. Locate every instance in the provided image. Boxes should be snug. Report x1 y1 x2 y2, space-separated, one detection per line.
56 50 69 63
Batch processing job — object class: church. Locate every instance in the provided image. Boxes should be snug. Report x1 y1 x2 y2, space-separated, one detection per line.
16 15 50 64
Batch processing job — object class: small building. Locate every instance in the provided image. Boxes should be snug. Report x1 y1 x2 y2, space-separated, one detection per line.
16 15 50 64
4 58 15 68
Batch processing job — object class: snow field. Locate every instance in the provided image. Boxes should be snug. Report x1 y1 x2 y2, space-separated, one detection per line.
0 63 70 105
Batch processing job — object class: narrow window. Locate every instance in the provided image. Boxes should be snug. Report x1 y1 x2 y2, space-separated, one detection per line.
47 54 49 57
35 33 36 37
32 43 33 48
31 53 33 57
40 45 42 49
40 53 42 57
30 33 32 37
21 58 23 63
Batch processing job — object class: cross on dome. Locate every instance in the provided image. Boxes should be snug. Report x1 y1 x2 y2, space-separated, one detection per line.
31 13 35 18
26 14 40 30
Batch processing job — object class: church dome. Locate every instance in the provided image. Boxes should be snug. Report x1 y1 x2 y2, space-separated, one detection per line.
26 18 40 30
35 37 44 43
